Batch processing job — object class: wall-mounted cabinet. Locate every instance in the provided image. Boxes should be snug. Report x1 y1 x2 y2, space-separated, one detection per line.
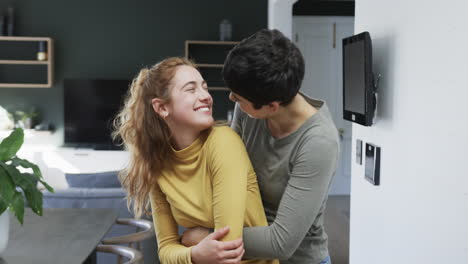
185 40 239 120
0 36 54 88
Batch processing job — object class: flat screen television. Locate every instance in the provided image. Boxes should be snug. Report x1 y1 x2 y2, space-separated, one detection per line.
342 31 376 126
64 79 130 150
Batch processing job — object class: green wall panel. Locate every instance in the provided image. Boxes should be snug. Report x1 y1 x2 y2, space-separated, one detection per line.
0 0 267 144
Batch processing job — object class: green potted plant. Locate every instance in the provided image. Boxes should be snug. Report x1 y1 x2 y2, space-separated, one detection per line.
0 128 54 255
14 108 39 130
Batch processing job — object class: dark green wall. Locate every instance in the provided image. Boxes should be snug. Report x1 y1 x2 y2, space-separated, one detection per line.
0 0 267 144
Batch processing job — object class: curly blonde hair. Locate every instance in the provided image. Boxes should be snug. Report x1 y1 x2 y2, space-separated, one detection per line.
113 57 196 218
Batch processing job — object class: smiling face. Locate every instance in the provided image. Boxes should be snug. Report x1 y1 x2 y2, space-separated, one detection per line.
165 65 214 132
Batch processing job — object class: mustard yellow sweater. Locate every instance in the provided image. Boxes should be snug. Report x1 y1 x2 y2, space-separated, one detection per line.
149 126 278 264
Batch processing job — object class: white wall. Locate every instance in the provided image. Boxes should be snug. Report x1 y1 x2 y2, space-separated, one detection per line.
268 0 297 38
350 0 468 263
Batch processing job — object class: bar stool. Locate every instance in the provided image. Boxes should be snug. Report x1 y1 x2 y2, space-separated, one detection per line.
102 218 155 264
96 245 143 264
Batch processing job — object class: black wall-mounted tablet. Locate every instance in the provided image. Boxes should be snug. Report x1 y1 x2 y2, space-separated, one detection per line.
342 31 375 126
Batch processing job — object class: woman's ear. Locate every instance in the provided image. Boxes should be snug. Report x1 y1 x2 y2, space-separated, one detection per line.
151 98 169 119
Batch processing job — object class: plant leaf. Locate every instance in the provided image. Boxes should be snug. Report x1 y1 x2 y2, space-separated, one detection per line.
0 128 24 161
11 157 43 179
23 184 43 216
38 179 54 193
9 170 40 214
11 191 24 225
1 162 34 186
0 165 15 203
10 157 54 193
0 198 7 215
2 164 37 191
0 164 47 217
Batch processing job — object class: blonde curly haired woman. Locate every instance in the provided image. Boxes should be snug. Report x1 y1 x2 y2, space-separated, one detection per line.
113 57 278 264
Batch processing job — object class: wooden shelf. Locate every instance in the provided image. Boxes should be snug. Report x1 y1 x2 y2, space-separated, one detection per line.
185 40 240 61
185 40 235 119
0 36 52 42
0 36 54 88
0 60 49 65
0 83 51 88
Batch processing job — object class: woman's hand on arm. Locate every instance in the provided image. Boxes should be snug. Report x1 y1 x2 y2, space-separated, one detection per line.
191 227 245 264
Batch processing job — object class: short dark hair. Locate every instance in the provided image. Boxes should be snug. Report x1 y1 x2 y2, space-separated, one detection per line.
223 29 305 109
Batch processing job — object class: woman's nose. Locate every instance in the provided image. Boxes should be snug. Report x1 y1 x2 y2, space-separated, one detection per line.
199 87 211 101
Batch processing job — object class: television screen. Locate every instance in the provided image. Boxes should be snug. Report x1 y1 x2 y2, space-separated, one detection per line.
64 79 130 149
342 31 375 126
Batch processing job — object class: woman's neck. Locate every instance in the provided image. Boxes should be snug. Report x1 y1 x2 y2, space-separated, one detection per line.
266 94 317 139
167 123 202 150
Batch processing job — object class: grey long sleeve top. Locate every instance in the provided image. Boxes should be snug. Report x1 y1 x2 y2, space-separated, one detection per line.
232 94 340 264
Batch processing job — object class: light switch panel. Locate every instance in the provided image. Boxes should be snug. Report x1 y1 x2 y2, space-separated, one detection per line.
356 139 363 165
365 143 381 185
